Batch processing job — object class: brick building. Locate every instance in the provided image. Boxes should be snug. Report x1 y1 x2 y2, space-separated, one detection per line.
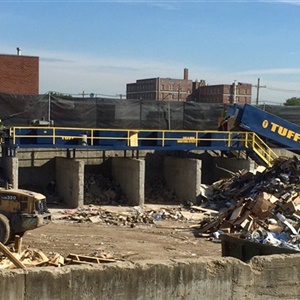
126 68 193 101
190 81 252 104
127 69 252 104
0 50 39 95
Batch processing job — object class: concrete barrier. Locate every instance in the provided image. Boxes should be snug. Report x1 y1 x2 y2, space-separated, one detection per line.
111 157 145 206
1 255 300 300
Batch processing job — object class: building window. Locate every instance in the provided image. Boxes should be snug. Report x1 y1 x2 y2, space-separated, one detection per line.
161 84 164 91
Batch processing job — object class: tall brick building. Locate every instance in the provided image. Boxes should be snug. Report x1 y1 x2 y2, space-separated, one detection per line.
0 51 39 95
126 68 193 101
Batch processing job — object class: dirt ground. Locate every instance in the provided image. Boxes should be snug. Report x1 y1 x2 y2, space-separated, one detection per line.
21 205 222 262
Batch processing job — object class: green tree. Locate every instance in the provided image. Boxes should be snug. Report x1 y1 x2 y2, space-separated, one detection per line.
49 91 73 100
284 97 300 106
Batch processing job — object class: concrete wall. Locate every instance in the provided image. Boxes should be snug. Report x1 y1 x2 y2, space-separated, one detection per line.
164 157 201 203
1 157 18 188
1 255 300 300
56 158 84 208
15 149 152 167
111 158 145 206
213 157 252 181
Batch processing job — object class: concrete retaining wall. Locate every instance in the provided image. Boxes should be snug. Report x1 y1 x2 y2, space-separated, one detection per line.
111 158 145 206
56 158 84 208
1 255 300 300
164 157 201 203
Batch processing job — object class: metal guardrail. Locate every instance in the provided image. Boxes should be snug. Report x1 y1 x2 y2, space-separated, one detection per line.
246 133 278 167
5 127 277 166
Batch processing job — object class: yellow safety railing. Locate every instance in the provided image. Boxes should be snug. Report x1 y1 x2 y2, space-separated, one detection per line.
8 127 278 166
220 131 278 167
245 132 278 167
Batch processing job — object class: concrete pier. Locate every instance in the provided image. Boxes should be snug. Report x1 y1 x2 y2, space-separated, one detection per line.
56 157 85 208
164 156 202 204
111 157 145 206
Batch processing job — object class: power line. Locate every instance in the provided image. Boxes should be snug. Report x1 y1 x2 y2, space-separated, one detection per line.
265 87 300 93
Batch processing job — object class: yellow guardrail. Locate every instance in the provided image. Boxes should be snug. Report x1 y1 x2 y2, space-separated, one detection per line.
215 131 277 167
7 127 278 166
245 132 278 167
8 127 250 146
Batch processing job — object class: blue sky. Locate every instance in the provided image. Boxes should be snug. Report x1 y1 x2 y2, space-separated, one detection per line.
1 0 300 104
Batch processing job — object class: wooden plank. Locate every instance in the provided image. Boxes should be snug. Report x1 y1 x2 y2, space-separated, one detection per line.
67 253 117 263
0 242 26 269
229 205 244 221
33 250 49 264
191 206 219 215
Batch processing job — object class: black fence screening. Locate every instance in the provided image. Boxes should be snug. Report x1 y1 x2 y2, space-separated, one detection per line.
0 92 298 130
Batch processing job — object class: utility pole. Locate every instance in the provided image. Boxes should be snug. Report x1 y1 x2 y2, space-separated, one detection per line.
48 92 51 122
253 78 266 105
233 80 237 103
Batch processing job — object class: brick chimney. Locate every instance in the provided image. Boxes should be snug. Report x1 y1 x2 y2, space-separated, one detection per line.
184 68 188 80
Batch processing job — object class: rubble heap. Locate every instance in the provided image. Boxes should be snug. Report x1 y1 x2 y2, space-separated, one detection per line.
84 172 181 206
84 173 128 205
197 156 300 250
145 175 180 204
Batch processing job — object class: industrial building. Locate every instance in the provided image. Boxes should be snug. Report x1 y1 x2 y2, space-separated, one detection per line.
126 68 193 101
126 68 252 104
190 80 252 104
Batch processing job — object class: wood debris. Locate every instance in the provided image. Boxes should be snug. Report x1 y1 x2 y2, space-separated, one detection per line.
195 156 300 250
0 236 120 270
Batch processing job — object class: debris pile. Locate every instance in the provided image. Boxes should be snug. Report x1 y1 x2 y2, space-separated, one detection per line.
197 156 300 250
84 172 181 206
0 237 120 270
145 175 180 204
84 173 128 205
58 205 189 227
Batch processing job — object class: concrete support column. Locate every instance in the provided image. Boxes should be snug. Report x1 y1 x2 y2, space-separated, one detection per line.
56 157 84 208
213 157 251 181
111 158 145 206
2 157 19 189
164 157 201 204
